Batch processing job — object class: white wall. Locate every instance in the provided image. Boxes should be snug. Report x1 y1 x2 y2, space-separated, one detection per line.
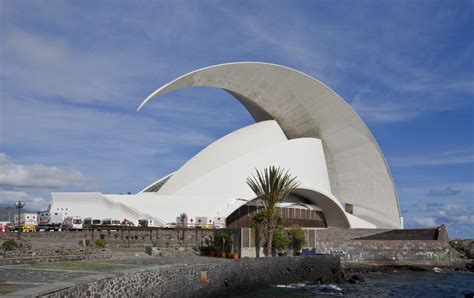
159 120 287 195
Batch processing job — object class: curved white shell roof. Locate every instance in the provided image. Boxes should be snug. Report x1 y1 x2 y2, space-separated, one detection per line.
139 62 401 229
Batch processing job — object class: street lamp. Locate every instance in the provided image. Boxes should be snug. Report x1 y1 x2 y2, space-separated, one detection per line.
14 201 25 239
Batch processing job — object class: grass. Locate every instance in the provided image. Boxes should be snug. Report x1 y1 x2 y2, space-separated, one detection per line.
26 260 131 272
0 283 14 296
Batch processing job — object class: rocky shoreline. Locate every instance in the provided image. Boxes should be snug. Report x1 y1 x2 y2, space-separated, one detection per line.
343 259 473 273
340 259 474 284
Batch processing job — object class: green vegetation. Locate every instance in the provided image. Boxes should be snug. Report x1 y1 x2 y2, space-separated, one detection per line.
200 235 215 255
289 225 306 254
272 228 290 254
214 230 231 253
251 212 266 258
0 282 14 296
94 238 107 248
1 239 18 251
246 166 300 256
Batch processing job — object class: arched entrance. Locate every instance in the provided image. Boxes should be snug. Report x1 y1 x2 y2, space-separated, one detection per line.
225 187 350 229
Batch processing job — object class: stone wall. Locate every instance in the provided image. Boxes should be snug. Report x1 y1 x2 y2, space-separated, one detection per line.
0 247 111 265
314 228 391 242
315 240 451 262
241 226 451 262
1 228 214 248
313 226 451 262
40 256 340 297
313 227 443 242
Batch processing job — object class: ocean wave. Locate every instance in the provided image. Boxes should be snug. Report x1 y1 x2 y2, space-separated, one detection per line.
274 283 344 295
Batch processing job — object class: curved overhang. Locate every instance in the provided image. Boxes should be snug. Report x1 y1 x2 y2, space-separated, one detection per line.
292 187 350 228
138 62 401 229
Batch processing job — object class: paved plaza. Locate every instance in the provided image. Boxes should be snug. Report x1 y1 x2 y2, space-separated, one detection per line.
0 253 225 296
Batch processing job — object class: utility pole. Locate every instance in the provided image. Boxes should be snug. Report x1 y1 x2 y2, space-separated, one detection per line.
14 201 25 240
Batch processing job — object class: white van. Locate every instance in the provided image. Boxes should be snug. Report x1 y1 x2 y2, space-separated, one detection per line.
61 217 83 231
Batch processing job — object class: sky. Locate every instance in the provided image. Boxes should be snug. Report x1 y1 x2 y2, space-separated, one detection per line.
0 0 473 238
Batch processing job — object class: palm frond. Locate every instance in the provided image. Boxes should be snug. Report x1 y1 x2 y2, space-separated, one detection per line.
246 165 301 210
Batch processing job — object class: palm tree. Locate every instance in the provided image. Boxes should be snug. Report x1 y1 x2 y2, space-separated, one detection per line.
246 166 300 256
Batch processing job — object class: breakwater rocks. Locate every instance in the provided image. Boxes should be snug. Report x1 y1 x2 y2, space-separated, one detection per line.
40 256 340 297
450 239 474 259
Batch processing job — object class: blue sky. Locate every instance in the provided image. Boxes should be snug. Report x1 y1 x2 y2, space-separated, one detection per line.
0 1 472 238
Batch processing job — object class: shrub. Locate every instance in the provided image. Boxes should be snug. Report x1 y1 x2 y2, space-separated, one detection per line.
289 225 306 253
272 228 290 253
2 239 19 251
94 239 107 248
214 231 231 252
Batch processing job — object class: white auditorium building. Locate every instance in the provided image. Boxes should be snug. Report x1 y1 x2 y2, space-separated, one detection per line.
51 62 402 230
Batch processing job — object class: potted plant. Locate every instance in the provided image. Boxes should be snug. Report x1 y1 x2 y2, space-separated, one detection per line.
215 231 230 258
202 235 215 256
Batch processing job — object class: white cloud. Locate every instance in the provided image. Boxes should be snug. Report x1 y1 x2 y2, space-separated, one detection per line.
350 95 421 123
414 217 437 227
427 186 461 197
0 190 49 211
1 26 168 104
390 150 474 167
0 153 92 189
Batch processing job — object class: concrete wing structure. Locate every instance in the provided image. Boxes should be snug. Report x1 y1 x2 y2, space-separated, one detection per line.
50 62 401 230
139 62 401 229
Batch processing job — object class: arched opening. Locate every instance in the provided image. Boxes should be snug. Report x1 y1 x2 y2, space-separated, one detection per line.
225 188 350 229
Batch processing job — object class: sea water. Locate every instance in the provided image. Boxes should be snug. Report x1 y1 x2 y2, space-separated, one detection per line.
234 271 474 297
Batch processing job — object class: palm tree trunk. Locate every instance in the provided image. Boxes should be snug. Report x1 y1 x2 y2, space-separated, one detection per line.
267 226 273 257
266 216 274 257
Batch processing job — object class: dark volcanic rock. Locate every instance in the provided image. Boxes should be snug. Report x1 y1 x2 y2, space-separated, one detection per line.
449 239 474 259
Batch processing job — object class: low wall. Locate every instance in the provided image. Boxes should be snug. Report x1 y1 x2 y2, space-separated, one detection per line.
40 256 340 297
241 226 451 262
0 247 111 265
313 227 443 242
312 226 451 262
0 228 213 248
316 240 451 262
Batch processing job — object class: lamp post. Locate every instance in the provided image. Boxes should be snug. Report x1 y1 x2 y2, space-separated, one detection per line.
14 201 25 239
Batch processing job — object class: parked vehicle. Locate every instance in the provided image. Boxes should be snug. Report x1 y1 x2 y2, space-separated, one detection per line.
37 209 63 231
0 221 10 233
138 219 148 227
83 217 92 226
121 218 135 227
12 213 37 232
111 219 121 225
91 219 102 225
61 217 83 231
